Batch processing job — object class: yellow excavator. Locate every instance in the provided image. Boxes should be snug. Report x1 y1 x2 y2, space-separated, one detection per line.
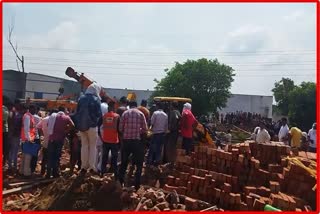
153 97 214 146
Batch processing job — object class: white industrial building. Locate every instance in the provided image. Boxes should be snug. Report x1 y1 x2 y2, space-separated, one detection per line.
3 70 273 118
218 94 273 118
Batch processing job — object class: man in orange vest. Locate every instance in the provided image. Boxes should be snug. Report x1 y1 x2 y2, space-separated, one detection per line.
19 104 38 177
98 101 120 179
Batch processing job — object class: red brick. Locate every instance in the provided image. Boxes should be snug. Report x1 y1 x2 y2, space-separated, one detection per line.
214 188 221 199
223 183 232 193
246 196 254 208
244 186 256 195
235 193 241 204
163 184 178 192
185 197 198 210
175 178 181 186
240 202 248 211
166 175 175 186
177 186 187 196
229 193 236 205
253 199 265 211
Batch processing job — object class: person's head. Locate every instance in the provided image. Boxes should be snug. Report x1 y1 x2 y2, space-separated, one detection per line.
29 105 37 115
260 122 266 129
183 102 192 111
85 83 102 99
171 101 179 110
156 102 164 110
14 99 22 111
301 132 308 143
141 99 148 107
312 123 316 130
281 118 288 126
108 101 115 112
101 96 108 104
119 96 128 105
22 104 30 114
129 101 138 108
50 109 58 115
58 106 65 112
227 129 231 134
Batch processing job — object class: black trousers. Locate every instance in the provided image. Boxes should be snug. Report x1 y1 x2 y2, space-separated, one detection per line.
41 148 48 175
182 137 194 155
31 138 41 173
3 132 10 165
119 139 144 188
101 143 119 178
163 131 178 163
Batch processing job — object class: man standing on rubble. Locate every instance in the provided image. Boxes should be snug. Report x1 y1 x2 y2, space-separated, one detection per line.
308 123 316 153
30 105 42 173
118 101 148 190
278 118 289 145
20 104 38 177
138 99 150 125
147 102 168 166
8 99 23 173
98 101 120 178
3 104 9 168
180 103 198 155
75 83 102 174
163 102 181 164
47 106 75 178
96 96 109 174
116 96 128 117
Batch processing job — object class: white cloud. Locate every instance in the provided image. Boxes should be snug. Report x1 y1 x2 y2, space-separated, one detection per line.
283 10 304 21
220 25 269 53
25 21 79 49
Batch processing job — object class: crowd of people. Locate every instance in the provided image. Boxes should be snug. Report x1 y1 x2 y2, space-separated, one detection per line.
250 117 317 153
2 83 200 191
2 84 317 191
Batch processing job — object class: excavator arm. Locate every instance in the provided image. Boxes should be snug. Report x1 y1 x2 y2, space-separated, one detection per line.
65 67 118 105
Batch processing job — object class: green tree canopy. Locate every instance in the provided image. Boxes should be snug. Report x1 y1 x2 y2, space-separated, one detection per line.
287 82 316 131
152 58 235 116
271 78 296 115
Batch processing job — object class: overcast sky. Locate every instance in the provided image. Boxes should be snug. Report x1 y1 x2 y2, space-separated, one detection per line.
2 3 316 96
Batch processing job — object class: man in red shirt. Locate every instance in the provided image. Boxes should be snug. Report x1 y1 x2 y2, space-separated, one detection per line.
180 103 198 155
47 107 75 178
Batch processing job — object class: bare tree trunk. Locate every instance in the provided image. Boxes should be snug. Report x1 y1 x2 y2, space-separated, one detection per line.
7 19 25 73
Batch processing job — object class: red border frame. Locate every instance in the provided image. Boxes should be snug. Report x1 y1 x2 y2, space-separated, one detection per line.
0 1 319 214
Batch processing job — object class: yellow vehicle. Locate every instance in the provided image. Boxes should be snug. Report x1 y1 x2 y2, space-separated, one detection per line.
20 98 78 112
152 96 214 146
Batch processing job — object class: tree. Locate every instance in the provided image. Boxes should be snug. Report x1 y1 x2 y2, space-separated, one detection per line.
271 78 296 115
152 58 235 116
7 18 25 73
287 82 316 131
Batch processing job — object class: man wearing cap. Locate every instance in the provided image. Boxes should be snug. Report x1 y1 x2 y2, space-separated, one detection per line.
75 83 102 174
308 123 316 153
180 103 198 155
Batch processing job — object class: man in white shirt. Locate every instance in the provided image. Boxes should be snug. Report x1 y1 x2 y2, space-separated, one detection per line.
30 105 42 173
256 123 271 144
96 97 109 173
36 113 50 175
308 123 316 153
147 102 168 166
251 126 260 141
278 118 289 145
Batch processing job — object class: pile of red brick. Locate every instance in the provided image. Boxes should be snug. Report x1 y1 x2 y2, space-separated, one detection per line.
165 142 316 211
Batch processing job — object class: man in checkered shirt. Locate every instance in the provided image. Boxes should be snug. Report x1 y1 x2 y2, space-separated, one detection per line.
118 101 148 190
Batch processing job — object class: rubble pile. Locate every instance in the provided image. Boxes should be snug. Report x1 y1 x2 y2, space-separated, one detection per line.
168 142 316 211
126 186 219 211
